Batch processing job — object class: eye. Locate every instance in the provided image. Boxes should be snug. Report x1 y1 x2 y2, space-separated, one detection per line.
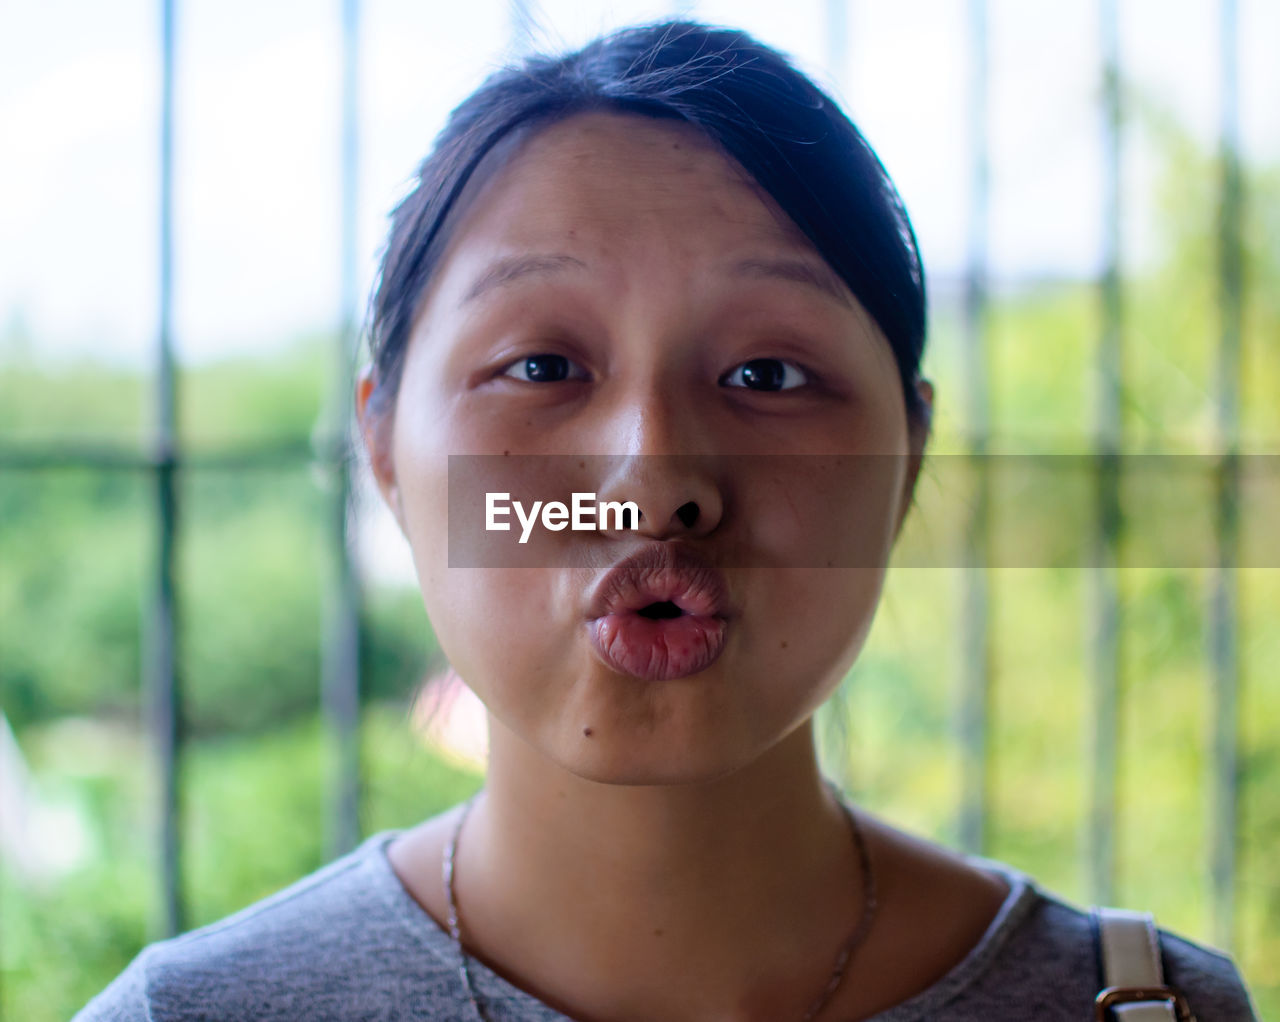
720 358 809 392
500 353 589 383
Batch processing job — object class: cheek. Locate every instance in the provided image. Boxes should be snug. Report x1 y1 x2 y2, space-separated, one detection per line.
744 567 883 698
423 571 559 677
390 381 586 709
739 456 905 570
417 566 590 744
727 461 900 717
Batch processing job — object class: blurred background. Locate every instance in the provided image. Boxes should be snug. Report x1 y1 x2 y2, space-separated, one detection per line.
2 0 1278 1018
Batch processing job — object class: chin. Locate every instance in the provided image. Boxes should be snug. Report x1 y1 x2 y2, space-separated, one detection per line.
530 695 794 788
551 744 758 788
479 641 842 786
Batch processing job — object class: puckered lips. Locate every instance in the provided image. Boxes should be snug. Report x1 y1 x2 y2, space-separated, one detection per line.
585 543 731 681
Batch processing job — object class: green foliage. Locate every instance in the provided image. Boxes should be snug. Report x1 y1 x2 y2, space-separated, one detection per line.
180 469 326 733
0 341 440 735
177 336 330 449
1126 91 1280 450
0 362 148 442
0 471 147 725
988 284 1094 447
358 701 486 836
360 587 443 706
3 710 482 1022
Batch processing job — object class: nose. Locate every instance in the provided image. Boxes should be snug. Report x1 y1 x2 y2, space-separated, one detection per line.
596 454 724 540
591 383 724 541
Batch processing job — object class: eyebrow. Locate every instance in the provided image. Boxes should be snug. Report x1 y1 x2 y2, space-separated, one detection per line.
461 254 587 305
727 257 852 309
459 252 852 308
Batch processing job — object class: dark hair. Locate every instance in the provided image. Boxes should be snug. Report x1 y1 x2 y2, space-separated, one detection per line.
365 19 928 428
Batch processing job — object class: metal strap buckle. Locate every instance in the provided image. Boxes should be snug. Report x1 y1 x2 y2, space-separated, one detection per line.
1094 985 1196 1021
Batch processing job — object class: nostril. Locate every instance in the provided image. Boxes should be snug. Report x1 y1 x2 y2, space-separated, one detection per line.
675 502 699 528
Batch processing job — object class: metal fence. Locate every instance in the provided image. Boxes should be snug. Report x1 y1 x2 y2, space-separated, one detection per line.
0 0 1250 956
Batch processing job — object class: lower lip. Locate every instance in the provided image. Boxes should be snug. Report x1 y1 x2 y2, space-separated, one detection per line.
588 612 727 681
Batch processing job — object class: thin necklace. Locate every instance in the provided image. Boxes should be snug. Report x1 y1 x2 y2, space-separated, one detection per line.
442 781 878 1022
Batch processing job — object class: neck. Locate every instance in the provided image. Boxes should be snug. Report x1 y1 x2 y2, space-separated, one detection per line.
450 719 869 1022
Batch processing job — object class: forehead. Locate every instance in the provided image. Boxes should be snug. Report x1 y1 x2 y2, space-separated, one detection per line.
440 111 813 260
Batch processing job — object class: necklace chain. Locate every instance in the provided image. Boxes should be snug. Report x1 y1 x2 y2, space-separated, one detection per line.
442 781 878 1022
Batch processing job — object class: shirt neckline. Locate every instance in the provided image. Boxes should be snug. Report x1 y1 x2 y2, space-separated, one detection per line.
358 826 1041 1021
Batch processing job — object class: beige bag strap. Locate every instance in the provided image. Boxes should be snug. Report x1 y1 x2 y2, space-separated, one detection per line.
1092 907 1194 1021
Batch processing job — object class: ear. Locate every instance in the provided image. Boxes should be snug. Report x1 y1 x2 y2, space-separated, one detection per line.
355 363 407 534
894 377 933 538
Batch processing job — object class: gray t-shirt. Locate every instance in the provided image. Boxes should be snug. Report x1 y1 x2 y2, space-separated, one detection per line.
74 829 1258 1021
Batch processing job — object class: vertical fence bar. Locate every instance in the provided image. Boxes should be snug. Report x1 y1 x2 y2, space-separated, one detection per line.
146 0 184 937
320 0 363 860
1088 0 1123 908
1209 0 1242 953
958 0 991 856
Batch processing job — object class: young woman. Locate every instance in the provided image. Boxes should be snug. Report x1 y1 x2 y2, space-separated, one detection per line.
79 20 1257 1022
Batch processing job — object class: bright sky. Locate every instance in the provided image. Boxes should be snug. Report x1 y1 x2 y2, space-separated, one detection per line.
1 0 1277 367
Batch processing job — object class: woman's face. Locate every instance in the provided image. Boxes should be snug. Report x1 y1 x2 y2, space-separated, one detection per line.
358 112 929 785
